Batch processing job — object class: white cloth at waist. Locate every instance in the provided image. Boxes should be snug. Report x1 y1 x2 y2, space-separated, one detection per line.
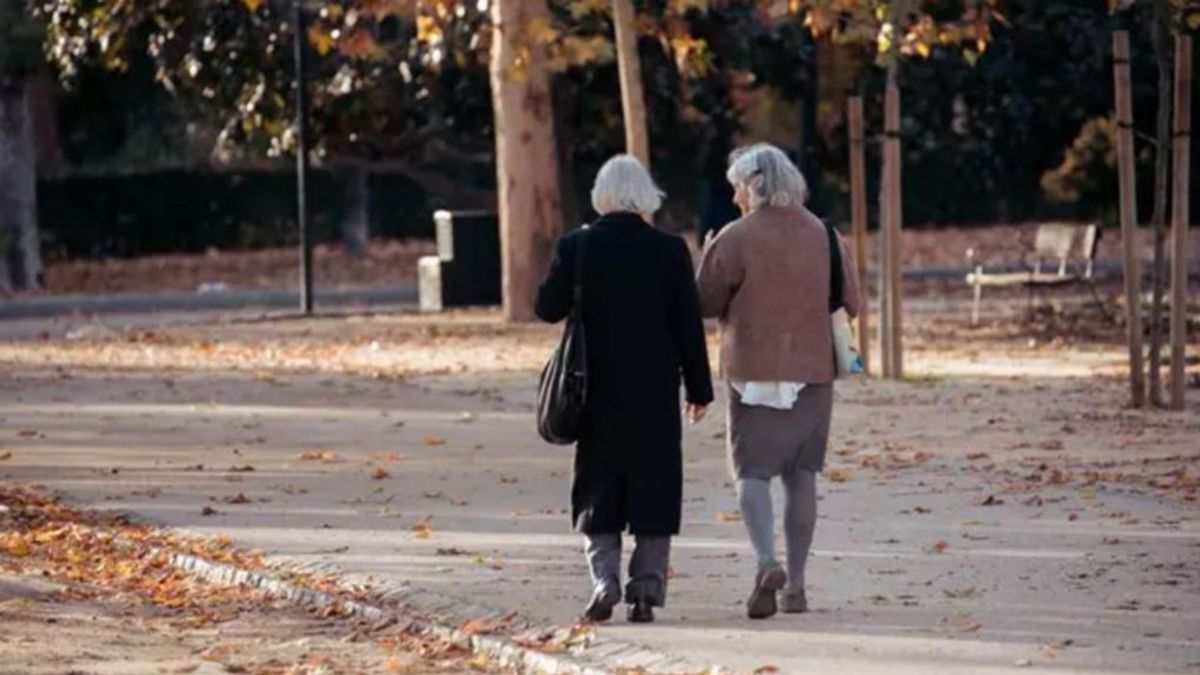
730 381 807 410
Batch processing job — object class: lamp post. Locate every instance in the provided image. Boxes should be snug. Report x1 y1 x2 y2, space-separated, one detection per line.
293 0 314 314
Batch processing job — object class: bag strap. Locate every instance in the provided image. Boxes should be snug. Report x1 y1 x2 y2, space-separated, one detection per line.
824 222 845 313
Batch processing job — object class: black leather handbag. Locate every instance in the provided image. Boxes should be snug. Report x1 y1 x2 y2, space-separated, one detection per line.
536 231 588 445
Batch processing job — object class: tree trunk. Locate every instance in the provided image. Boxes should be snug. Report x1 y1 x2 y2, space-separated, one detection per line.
1112 30 1147 408
0 75 43 293
342 166 370 256
490 0 564 322
612 0 649 167
1148 0 1172 406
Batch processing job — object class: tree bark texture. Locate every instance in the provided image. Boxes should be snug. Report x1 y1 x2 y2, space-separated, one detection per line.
612 0 649 167
1148 0 1172 406
490 0 564 321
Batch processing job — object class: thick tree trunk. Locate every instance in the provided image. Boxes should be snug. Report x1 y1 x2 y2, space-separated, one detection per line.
0 76 43 293
1148 1 1172 406
342 166 369 256
490 0 563 322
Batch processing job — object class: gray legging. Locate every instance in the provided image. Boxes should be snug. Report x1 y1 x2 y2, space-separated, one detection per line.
737 469 817 592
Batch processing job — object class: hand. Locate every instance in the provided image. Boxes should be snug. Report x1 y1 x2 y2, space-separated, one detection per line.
685 403 709 425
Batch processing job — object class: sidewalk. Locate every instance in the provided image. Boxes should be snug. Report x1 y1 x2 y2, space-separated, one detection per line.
2 343 1197 674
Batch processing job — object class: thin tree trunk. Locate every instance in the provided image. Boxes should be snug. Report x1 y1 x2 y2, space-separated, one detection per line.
1148 1 1172 406
1168 34 1192 410
847 95 870 373
490 0 564 322
342 166 369 256
0 75 43 293
612 0 649 167
1112 30 1147 408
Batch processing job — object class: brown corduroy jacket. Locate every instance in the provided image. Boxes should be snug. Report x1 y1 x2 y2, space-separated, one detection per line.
697 205 861 384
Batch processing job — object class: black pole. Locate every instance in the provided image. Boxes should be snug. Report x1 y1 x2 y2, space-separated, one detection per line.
293 0 314 314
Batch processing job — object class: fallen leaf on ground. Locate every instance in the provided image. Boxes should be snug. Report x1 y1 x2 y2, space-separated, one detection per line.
411 518 434 539
0 451 11 461
227 465 255 473
942 615 983 633
978 495 1004 506
754 667 782 674
200 506 219 516
1042 639 1074 658
460 617 496 635
15 430 37 438
825 468 853 483
927 539 950 554
372 468 390 480
222 493 251 504
436 547 477 556
422 436 446 447
966 452 990 460
298 449 340 462
716 511 743 523
374 452 406 462
499 475 519 484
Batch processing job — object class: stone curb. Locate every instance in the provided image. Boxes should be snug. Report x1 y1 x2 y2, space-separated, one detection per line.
164 550 713 675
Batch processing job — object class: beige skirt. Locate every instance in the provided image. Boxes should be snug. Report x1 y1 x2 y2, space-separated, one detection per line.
727 383 833 480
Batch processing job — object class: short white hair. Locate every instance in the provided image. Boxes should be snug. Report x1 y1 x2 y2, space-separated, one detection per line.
590 154 664 216
726 143 808 210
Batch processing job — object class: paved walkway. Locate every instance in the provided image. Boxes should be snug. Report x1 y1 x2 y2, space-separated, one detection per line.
2 360 1197 674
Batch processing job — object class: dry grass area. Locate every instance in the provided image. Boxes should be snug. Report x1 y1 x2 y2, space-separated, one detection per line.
42 240 435 295
33 224 1200 297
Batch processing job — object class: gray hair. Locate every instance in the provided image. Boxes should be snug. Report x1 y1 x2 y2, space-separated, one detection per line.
590 154 664 216
726 143 808 210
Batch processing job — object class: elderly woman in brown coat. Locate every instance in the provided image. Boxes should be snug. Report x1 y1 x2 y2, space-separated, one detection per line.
696 143 860 619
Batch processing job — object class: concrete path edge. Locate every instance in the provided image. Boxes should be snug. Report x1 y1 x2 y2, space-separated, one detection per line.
163 549 714 675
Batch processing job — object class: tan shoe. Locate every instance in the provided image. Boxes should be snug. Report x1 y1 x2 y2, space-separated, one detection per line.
746 563 787 619
780 589 808 614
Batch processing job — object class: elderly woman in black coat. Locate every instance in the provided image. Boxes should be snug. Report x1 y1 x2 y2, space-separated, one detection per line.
535 155 714 624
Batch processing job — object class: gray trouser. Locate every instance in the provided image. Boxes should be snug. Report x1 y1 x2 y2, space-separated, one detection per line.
584 534 671 607
737 468 817 593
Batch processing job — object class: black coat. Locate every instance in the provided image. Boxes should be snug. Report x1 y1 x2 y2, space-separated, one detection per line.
535 212 714 536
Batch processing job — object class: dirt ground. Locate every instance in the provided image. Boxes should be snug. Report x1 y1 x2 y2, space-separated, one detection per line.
0 573 409 675
1 299 1198 673
30 223 1200 296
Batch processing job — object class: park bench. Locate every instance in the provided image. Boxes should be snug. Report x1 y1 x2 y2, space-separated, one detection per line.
965 223 1102 325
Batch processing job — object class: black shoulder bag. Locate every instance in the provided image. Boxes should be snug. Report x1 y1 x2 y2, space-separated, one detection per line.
536 231 588 445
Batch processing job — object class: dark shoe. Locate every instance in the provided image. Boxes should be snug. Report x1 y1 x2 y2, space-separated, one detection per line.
746 564 787 619
626 600 655 623
780 589 808 614
583 587 621 623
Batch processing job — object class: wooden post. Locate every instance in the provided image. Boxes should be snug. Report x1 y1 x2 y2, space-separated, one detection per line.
848 96 870 373
1113 30 1147 408
1169 34 1192 410
612 0 649 167
882 70 904 378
